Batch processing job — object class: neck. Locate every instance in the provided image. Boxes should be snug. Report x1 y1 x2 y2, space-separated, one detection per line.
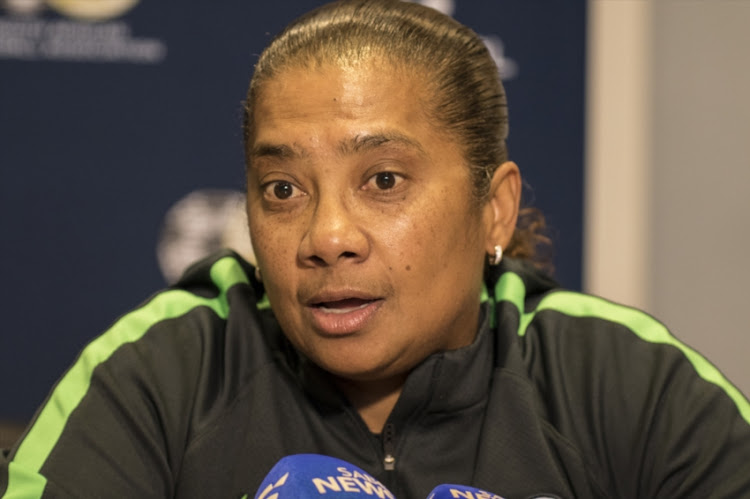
334 374 407 434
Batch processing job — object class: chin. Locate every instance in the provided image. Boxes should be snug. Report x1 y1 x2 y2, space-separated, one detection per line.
317 354 409 384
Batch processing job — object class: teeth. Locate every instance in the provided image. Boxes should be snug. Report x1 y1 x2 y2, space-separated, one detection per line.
319 302 371 314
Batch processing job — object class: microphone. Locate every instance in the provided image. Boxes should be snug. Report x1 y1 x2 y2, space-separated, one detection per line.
427 484 506 499
255 454 395 499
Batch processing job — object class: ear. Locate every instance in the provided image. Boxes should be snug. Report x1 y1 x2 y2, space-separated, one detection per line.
482 161 521 255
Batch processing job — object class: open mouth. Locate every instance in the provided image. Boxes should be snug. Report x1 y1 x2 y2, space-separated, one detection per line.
304 289 385 335
312 298 377 314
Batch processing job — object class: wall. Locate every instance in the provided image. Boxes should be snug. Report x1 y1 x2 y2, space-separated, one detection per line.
651 1 750 396
586 0 749 396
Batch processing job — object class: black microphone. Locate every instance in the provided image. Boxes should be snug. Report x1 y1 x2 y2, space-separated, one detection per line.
254 454 395 498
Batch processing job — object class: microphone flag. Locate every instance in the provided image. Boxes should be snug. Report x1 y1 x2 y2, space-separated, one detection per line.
255 454 395 499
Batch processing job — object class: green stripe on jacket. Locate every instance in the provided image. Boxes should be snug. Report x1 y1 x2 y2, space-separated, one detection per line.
495 271 750 426
3 257 248 499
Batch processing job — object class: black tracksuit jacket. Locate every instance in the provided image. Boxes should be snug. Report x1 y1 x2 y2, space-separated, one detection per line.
2 251 749 498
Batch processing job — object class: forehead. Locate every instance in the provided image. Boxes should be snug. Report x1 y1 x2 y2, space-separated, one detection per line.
249 60 445 151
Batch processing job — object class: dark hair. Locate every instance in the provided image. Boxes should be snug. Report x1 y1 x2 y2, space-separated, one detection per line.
243 0 550 268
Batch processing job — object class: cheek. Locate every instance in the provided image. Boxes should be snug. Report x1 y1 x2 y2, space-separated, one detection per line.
408 193 481 247
375 200 481 279
248 212 296 276
368 208 426 274
250 222 302 322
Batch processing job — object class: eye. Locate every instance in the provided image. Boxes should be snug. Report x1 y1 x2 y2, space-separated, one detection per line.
273 182 294 199
263 180 304 200
368 171 402 190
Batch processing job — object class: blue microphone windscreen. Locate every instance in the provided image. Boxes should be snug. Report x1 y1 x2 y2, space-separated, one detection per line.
255 454 395 499
427 484 507 499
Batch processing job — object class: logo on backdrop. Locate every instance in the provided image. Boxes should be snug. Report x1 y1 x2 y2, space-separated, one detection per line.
0 0 166 63
157 190 255 284
412 0 518 80
5 0 139 21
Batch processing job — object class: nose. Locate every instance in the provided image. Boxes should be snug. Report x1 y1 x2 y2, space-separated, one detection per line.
298 194 369 267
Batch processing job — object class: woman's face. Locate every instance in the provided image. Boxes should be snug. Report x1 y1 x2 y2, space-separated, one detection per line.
246 60 495 383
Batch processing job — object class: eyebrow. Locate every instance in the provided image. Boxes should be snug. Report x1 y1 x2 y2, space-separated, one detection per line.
250 131 425 162
250 143 305 161
339 132 426 156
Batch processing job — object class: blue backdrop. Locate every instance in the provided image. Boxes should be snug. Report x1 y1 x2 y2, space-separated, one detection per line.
0 0 585 421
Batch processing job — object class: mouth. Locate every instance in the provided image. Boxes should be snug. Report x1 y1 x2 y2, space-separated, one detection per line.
312 297 378 314
305 293 384 335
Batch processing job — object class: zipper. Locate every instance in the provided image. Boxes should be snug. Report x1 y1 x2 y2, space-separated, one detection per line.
382 423 396 471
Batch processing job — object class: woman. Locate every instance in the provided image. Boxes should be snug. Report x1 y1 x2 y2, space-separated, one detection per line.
2 1 749 498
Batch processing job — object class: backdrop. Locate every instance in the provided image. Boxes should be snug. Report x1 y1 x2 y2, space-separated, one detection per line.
0 0 585 421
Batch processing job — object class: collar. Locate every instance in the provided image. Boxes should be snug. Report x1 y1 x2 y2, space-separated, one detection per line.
293 303 500 419
391 303 496 418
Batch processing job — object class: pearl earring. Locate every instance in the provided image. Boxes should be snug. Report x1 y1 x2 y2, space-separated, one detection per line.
489 245 503 265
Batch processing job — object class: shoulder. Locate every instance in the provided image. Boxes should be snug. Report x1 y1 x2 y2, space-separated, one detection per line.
491 259 748 425
80 251 260 374
37 249 269 423
0 251 281 497
522 287 748 427
490 260 750 496
79 250 278 422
